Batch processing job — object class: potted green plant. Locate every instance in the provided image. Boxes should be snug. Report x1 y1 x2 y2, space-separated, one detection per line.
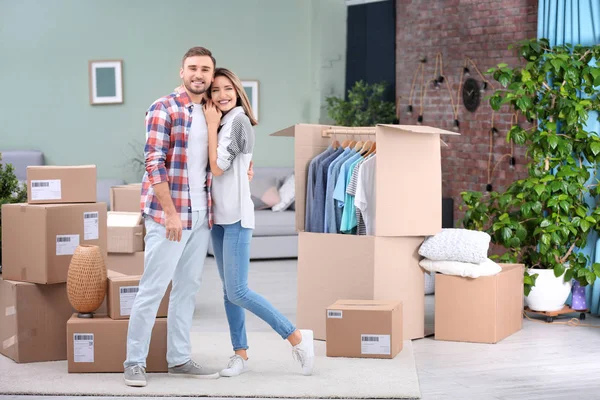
0 153 28 271
325 80 398 126
461 38 600 312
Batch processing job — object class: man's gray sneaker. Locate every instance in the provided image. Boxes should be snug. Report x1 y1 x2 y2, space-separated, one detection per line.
124 364 147 387
168 359 220 379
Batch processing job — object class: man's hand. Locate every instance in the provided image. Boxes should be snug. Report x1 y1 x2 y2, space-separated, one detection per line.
165 212 183 242
203 100 222 127
247 160 254 182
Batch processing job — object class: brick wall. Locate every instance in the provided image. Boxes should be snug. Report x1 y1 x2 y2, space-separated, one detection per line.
396 0 538 225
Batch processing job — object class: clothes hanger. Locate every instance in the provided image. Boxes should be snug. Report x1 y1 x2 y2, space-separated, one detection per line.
353 133 364 152
365 141 376 157
332 131 339 150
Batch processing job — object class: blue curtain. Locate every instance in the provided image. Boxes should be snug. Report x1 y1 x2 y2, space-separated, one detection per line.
538 0 600 314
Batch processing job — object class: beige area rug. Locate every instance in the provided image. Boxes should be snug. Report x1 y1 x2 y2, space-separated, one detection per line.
0 332 421 399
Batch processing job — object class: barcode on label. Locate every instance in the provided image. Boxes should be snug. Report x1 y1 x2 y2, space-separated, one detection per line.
57 237 71 242
84 212 98 219
120 287 139 294
32 182 50 187
361 336 379 342
74 334 93 341
327 310 342 318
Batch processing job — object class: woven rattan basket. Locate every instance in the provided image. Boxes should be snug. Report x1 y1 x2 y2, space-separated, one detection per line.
66 245 107 317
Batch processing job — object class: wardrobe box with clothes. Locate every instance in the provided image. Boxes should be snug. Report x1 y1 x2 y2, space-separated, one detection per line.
66 314 167 372
435 263 524 344
107 271 170 319
110 183 142 212
0 278 74 363
326 299 403 359
26 165 97 204
272 124 458 340
106 251 145 275
1 203 108 284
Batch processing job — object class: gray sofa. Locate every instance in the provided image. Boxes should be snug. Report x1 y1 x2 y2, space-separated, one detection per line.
207 167 298 260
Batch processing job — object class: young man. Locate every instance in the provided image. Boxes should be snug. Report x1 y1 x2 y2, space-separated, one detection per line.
123 46 252 387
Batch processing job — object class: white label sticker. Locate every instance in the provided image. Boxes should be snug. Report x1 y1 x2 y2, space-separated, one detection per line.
83 212 99 240
73 333 94 362
361 334 391 355
31 179 61 200
56 234 80 256
327 310 343 319
119 286 139 316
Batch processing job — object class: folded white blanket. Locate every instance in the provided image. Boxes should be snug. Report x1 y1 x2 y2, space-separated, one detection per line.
418 228 490 264
419 258 502 278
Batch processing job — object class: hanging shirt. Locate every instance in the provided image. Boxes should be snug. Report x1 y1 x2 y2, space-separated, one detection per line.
187 103 209 212
333 152 363 230
346 156 370 235
312 147 344 233
305 146 334 232
324 148 355 233
340 156 365 233
355 155 376 235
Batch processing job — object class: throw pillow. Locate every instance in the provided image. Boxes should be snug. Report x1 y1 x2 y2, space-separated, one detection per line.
272 173 295 212
418 228 491 264
418 258 502 278
250 175 281 210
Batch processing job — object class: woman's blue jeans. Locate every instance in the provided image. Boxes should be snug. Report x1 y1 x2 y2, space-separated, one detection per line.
211 221 296 351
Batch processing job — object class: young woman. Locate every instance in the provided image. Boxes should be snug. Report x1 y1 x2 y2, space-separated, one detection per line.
203 68 314 377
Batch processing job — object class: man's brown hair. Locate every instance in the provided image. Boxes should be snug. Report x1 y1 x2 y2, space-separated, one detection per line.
182 46 216 68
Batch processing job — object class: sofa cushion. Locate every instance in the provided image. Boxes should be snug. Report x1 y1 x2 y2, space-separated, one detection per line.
253 210 297 236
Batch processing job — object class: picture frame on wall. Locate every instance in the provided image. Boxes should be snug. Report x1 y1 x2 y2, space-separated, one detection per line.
89 60 123 105
241 80 259 121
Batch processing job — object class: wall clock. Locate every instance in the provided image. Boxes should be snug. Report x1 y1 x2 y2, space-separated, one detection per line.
462 78 480 112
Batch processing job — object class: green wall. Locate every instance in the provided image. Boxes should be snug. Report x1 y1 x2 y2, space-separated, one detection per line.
0 0 346 183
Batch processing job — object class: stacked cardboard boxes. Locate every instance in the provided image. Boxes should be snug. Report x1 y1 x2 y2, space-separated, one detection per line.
67 182 168 373
0 165 105 363
106 184 144 275
272 124 459 343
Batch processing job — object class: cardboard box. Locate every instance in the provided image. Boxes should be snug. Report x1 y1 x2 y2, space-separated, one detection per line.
297 233 424 340
1 203 108 284
106 251 144 275
107 212 144 253
0 278 74 363
434 264 524 344
110 184 142 212
66 314 167 372
27 165 96 204
107 271 170 319
326 299 402 359
272 124 457 341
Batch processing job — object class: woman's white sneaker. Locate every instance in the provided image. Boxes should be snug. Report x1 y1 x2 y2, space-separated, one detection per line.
292 329 314 375
219 354 249 377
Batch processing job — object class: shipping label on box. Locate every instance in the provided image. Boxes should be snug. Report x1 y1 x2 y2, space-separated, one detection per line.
27 165 96 204
326 299 403 359
73 333 94 363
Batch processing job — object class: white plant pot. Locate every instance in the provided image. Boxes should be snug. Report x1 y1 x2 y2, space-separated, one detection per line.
524 268 572 312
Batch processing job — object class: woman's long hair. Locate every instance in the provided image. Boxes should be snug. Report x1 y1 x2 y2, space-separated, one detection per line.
208 68 258 126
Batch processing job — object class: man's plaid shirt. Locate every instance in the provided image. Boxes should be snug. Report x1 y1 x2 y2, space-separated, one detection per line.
140 86 213 229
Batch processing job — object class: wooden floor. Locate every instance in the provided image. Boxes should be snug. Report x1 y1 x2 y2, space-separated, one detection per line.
3 258 600 400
